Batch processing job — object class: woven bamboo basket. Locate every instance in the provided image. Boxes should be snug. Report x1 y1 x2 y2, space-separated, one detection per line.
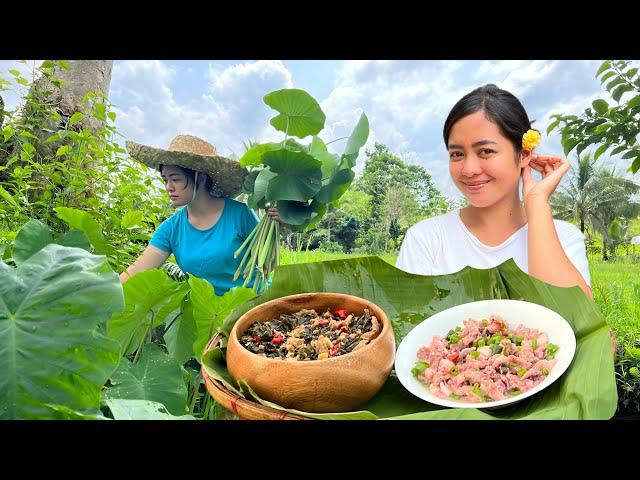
201 333 308 420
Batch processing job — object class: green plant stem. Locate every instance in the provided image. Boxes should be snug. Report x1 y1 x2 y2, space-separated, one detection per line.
188 373 202 415
132 312 154 364
164 311 183 334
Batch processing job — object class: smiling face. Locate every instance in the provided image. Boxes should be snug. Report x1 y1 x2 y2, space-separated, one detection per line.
447 111 529 208
160 165 195 206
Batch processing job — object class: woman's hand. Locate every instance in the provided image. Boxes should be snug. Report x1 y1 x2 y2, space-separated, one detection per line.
267 205 280 222
522 154 571 209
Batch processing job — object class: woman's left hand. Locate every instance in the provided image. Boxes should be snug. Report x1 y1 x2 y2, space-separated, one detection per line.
267 205 280 222
522 154 571 207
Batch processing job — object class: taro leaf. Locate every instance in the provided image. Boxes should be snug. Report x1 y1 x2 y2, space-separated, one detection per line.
107 269 189 356
220 256 617 420
344 112 369 157
239 140 308 168
263 149 322 202
275 200 315 227
310 136 340 181
41 404 110 420
189 276 256 360
304 201 328 232
12 219 53 265
340 112 370 169
264 89 326 139
314 168 355 205
56 206 113 255
248 167 277 210
0 244 123 419
103 344 189 416
104 399 196 420
57 230 91 251
242 168 261 195
13 220 91 265
164 296 197 365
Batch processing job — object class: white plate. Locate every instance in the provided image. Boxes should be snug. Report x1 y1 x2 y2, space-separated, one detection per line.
395 299 576 409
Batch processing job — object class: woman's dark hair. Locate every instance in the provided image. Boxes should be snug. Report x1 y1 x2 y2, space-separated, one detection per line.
443 84 535 155
159 164 214 193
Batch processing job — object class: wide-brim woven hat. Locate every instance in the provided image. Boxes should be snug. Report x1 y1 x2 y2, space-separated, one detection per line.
125 134 246 198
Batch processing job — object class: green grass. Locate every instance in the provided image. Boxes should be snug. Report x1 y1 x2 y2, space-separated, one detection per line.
589 256 640 342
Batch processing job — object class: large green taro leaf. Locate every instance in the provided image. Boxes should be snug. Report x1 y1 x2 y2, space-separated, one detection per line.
103 344 189 416
264 89 326 139
0 244 123 419
262 149 322 203
107 269 189 356
215 256 617 420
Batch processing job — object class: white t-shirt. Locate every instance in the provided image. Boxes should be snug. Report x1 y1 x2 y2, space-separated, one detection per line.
396 209 591 286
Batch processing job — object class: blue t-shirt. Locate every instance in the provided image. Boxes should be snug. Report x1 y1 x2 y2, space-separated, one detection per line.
150 198 263 295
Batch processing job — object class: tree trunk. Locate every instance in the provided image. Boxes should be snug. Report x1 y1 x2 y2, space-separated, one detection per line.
602 238 608 261
33 60 114 133
580 217 585 233
22 61 114 202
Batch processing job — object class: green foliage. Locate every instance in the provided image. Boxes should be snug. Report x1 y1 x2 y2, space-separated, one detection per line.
551 153 640 259
350 142 451 253
103 344 189 416
107 269 189 356
0 61 171 273
0 243 123 419
103 399 196 420
236 88 369 293
549 60 640 173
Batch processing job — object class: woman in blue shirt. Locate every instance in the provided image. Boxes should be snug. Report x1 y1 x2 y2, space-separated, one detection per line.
120 134 279 295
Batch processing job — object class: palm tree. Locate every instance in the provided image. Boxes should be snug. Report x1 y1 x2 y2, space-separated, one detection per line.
588 168 640 260
551 154 640 259
551 153 599 234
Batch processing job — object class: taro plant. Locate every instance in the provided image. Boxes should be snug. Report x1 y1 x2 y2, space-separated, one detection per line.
234 88 369 294
0 240 124 419
105 267 256 417
0 217 256 419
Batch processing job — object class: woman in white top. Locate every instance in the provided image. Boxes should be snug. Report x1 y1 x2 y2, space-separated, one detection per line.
396 84 592 298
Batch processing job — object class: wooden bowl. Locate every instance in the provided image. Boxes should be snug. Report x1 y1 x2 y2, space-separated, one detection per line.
226 292 396 413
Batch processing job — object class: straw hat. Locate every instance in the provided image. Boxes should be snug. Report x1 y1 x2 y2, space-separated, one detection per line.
125 134 246 198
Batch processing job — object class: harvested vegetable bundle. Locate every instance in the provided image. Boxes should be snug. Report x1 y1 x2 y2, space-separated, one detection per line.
234 88 369 293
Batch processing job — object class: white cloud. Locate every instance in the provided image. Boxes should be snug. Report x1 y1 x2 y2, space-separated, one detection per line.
500 61 559 98
473 60 526 79
109 60 294 158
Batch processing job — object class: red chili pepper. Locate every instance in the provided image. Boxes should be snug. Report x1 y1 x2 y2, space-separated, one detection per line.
271 332 284 345
333 309 348 319
330 343 340 356
318 319 329 327
446 353 459 362
253 335 261 343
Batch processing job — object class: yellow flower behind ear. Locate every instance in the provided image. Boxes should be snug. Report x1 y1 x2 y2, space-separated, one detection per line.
522 129 541 150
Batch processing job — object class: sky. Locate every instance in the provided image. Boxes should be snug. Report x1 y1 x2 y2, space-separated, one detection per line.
1 59 639 200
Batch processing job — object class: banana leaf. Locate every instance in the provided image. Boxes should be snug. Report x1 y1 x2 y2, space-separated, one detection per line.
204 256 617 420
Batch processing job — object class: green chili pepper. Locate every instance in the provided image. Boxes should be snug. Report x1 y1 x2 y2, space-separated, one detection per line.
411 361 429 377
517 368 527 377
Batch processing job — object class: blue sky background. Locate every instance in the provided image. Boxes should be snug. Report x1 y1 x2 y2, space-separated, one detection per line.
2 60 638 199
